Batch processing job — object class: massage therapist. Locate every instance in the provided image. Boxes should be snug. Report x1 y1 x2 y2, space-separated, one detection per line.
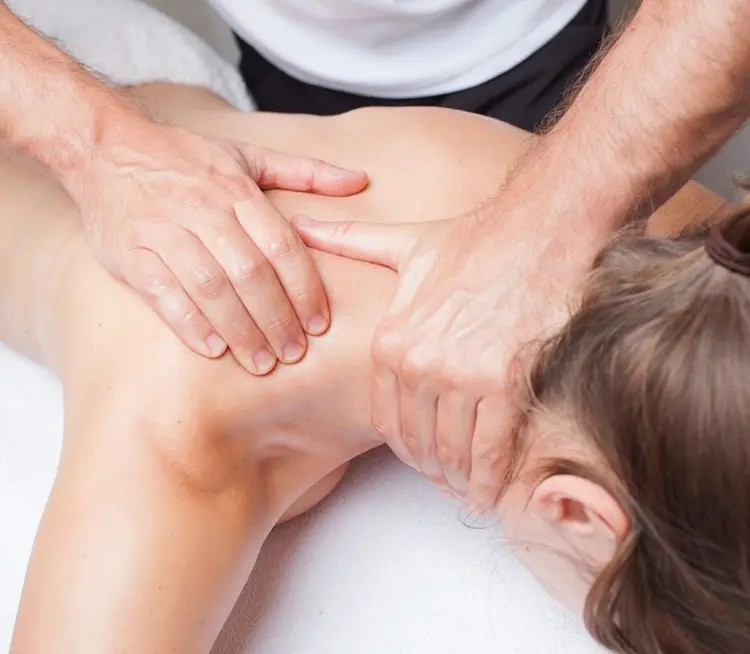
1 0 749 508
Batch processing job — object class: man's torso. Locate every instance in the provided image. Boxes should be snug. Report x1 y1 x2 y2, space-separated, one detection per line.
209 0 588 97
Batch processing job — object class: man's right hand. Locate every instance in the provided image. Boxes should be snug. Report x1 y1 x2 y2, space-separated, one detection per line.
294 210 577 510
65 119 368 374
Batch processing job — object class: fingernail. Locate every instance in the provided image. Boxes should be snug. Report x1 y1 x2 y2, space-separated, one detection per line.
467 500 489 516
206 334 227 358
336 167 367 177
306 314 329 335
253 347 276 374
282 341 305 363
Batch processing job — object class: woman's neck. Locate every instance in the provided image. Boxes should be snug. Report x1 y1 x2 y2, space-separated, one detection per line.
246 328 384 523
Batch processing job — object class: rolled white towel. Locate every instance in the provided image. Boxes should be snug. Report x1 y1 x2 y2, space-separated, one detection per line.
7 0 253 110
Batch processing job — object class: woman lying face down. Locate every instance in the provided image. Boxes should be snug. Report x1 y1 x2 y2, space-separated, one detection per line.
499 208 750 653
2 82 743 654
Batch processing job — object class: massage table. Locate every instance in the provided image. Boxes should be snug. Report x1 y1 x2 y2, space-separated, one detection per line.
0 1 606 651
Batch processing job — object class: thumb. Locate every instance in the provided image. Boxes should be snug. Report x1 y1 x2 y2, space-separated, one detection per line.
291 215 419 271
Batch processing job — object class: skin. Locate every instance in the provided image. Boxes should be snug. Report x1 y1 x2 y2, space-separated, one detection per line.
3 84 728 653
296 0 750 508
0 2 368 372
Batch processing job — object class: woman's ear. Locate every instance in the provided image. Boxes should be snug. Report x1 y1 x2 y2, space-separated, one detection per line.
529 475 629 570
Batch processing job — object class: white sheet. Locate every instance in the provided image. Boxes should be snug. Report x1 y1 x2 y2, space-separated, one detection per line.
0 344 606 653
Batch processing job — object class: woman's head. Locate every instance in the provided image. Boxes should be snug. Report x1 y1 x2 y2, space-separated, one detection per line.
498 209 750 653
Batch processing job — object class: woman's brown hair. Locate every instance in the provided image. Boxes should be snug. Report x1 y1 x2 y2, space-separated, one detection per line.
528 208 750 653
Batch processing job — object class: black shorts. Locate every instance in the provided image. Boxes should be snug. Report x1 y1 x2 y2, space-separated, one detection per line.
235 0 609 132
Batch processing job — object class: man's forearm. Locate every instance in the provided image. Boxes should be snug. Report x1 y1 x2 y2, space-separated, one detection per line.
492 0 750 247
0 4 145 181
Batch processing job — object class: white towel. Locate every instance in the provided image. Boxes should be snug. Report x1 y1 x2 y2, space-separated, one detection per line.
7 0 253 110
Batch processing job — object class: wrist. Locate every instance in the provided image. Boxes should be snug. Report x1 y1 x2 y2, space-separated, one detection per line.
480 128 638 252
44 87 146 182
0 7 151 199
51 89 153 204
471 189 612 287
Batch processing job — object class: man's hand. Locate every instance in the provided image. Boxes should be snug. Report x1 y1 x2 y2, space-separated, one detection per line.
0 4 368 374
66 121 367 375
293 212 576 510
298 0 750 509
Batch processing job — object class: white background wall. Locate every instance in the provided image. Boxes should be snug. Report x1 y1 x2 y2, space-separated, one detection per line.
149 0 750 201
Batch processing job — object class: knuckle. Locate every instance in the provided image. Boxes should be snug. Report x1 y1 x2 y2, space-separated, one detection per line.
223 176 254 198
267 233 303 261
142 271 173 298
184 190 214 211
437 357 466 390
226 320 259 347
244 153 267 181
399 348 432 387
371 324 403 364
266 312 296 334
130 218 162 245
192 265 227 299
476 361 509 395
175 304 204 330
91 228 118 256
436 442 468 473
234 256 271 286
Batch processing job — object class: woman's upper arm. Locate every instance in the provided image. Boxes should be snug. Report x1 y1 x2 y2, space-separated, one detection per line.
12 387 271 654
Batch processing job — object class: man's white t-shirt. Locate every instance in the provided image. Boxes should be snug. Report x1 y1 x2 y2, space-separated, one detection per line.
209 0 588 98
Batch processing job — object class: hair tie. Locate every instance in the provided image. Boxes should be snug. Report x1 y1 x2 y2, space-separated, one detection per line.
704 223 750 276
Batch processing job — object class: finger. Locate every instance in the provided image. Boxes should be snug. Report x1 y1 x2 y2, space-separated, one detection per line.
398 377 444 487
467 395 520 514
243 146 368 196
435 391 477 497
370 366 414 466
292 215 418 271
234 201 329 338
202 217 308 362
121 248 226 359
156 229 278 376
